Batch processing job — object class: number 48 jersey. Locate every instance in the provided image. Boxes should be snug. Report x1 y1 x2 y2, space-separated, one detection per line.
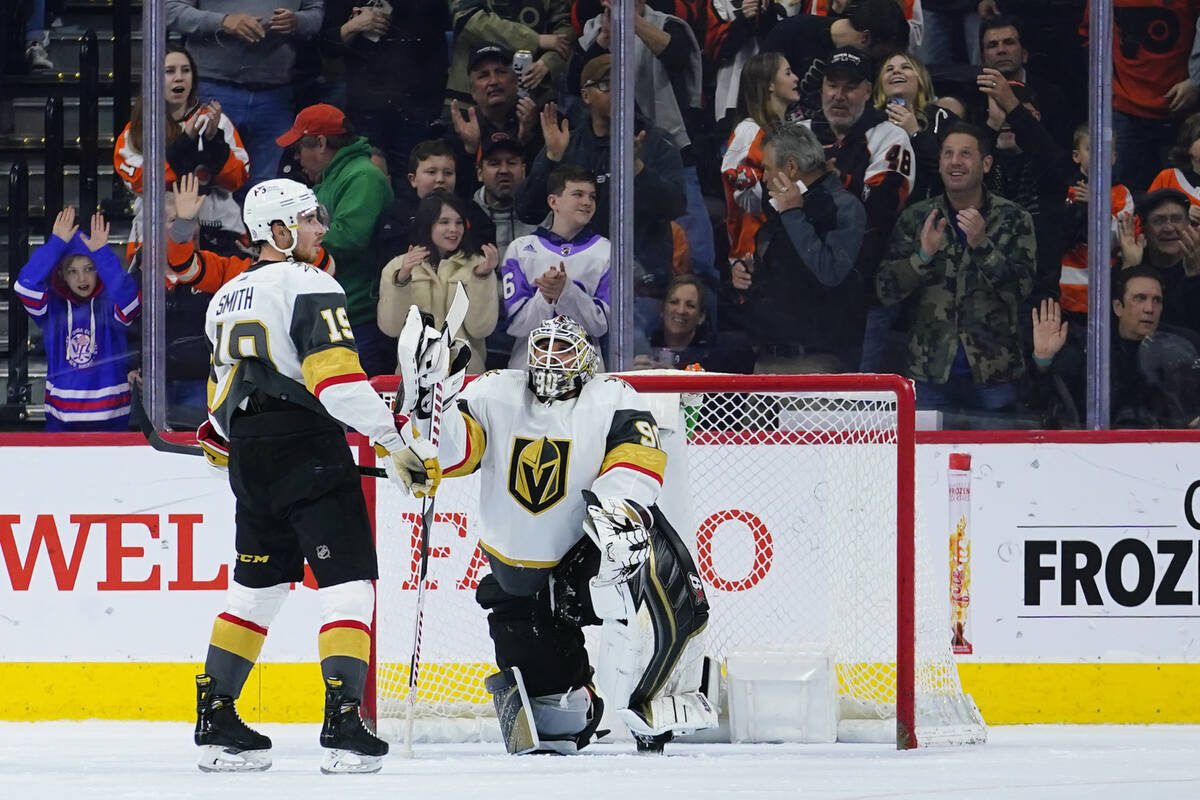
204 259 398 446
437 370 667 567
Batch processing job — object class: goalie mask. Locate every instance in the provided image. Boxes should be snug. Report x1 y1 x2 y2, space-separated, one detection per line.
242 178 330 258
527 316 599 401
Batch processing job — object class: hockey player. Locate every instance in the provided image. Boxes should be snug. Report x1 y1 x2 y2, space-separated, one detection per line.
193 178 440 774
399 313 717 754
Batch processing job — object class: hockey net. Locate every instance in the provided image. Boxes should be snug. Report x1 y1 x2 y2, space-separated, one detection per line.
367 372 985 748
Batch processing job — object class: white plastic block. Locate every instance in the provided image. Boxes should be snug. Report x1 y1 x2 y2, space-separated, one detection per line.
725 648 838 744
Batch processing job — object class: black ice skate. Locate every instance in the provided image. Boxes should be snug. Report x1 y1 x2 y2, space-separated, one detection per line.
194 673 272 772
320 676 388 774
634 730 674 755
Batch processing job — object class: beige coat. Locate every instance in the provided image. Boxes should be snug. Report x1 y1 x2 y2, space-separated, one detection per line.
377 250 499 375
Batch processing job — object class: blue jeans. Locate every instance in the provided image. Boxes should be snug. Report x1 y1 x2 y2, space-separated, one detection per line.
675 165 719 322
25 0 46 39
914 377 1017 412
203 81 294 189
351 322 397 378
1112 110 1176 196
917 9 982 66
859 303 902 373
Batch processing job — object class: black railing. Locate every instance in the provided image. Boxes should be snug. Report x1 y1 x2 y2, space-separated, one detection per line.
5 161 31 423
113 0 133 135
1 2 22 76
44 96 64 230
79 30 100 217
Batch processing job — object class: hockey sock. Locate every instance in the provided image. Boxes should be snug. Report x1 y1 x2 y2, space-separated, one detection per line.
318 620 371 701
317 581 375 701
204 612 267 698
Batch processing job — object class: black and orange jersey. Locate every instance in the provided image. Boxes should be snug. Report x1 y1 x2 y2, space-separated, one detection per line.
1082 0 1200 119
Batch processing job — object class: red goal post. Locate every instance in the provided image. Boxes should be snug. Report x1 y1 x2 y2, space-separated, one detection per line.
365 371 985 748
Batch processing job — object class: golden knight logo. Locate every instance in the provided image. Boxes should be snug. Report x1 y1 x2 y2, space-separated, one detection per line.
507 436 571 514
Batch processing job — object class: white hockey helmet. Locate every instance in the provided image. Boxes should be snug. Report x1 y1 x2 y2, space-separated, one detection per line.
527 315 599 401
242 178 329 257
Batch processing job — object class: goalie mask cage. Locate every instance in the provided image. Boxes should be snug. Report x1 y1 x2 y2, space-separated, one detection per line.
367 372 986 749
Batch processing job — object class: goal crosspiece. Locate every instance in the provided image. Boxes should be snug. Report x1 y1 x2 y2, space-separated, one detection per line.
365 372 985 748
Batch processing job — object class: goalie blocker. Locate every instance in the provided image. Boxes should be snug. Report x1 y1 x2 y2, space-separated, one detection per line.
481 491 716 755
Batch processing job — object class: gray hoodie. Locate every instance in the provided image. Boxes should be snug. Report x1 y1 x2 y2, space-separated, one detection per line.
166 0 323 86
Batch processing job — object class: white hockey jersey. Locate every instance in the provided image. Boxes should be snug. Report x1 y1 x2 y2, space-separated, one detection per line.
438 370 666 567
205 259 398 447
501 230 610 368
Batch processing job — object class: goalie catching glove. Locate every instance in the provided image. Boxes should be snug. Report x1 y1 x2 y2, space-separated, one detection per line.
581 489 653 587
376 416 441 498
394 305 471 419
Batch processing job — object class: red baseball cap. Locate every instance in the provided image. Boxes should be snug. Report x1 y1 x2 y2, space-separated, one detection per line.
276 103 347 147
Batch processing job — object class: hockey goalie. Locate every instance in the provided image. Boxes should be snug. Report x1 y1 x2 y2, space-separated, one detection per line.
398 314 718 754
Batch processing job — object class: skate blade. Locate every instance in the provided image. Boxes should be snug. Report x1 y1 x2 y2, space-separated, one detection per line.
320 749 383 774
197 744 272 772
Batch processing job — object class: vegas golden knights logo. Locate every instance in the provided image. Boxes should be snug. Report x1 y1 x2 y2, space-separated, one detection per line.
507 436 571 514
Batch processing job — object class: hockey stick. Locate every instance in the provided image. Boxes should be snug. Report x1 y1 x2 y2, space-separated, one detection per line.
130 386 388 478
400 284 469 757
130 386 206 457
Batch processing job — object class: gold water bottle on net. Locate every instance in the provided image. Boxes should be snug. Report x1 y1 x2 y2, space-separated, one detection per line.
948 453 973 655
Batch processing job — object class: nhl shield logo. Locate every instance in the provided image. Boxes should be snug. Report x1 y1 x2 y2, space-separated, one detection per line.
507 436 571 514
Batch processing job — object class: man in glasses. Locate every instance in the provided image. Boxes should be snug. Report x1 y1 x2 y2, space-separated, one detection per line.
1128 188 1200 334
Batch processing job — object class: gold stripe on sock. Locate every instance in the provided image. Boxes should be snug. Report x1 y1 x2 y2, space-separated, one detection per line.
318 621 371 663
210 613 267 664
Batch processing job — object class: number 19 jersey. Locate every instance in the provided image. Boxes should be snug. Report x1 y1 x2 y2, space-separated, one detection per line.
204 258 397 447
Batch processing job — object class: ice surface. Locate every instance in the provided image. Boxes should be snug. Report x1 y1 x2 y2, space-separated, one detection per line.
1 722 1199 799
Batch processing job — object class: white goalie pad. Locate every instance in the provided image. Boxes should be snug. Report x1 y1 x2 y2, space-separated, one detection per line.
589 581 717 738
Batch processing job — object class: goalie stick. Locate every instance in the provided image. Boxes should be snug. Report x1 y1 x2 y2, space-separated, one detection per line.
400 283 469 757
129 386 388 478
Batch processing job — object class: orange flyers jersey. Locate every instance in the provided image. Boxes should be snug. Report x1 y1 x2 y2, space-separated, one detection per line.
1082 0 1200 118
1148 168 1200 206
721 119 768 261
1059 184 1135 314
114 108 249 196
167 236 335 295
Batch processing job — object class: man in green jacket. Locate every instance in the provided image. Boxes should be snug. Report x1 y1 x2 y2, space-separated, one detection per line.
876 123 1035 413
277 103 395 375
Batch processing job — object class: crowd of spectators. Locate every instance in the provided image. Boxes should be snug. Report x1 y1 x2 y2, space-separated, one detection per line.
19 0 1200 430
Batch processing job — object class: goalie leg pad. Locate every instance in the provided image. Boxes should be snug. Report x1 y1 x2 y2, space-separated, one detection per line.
476 572 590 698
485 668 605 755
590 507 716 739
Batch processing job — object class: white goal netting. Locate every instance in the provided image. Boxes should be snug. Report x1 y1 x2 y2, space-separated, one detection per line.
370 372 985 748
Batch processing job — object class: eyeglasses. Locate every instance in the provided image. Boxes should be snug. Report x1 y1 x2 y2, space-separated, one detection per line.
583 79 611 93
1147 214 1186 227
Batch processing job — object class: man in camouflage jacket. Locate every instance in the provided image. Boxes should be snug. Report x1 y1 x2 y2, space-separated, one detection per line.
877 124 1035 412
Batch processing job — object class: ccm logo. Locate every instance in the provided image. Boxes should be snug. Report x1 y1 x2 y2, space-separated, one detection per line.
1024 539 1199 607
